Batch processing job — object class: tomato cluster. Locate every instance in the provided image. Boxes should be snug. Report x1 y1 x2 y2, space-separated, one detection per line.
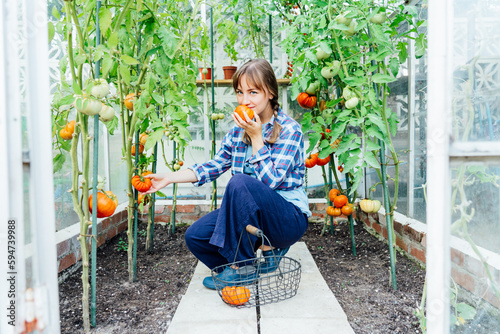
326 189 353 217
305 152 330 168
284 61 293 78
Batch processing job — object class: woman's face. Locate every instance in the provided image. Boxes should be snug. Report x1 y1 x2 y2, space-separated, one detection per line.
236 74 273 120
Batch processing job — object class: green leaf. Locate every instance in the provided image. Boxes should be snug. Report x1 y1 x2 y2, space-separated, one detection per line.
367 114 387 135
73 79 82 95
107 31 118 51
156 190 167 199
51 6 60 20
305 50 318 65
104 116 118 135
121 54 140 65
388 112 398 136
151 92 164 106
98 7 112 34
372 73 396 83
456 303 476 320
397 41 408 63
366 127 384 142
101 54 113 78
53 153 66 173
343 76 366 87
48 22 55 44
368 89 378 107
388 57 400 77
329 122 347 142
364 152 380 169
74 54 87 66
119 64 131 85
319 41 332 54
144 128 164 151
415 33 427 58
158 26 179 58
365 138 381 151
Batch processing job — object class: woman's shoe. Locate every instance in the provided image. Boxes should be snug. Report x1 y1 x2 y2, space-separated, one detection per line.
258 246 290 274
203 265 258 290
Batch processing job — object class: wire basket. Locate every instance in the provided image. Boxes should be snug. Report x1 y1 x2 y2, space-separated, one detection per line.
211 225 301 308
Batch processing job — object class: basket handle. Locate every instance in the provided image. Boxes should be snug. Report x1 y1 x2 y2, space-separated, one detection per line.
246 225 263 238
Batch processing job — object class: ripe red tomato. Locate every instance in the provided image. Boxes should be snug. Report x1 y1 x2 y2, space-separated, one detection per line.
296 92 317 109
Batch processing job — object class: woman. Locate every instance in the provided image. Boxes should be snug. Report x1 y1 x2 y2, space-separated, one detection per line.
144 59 310 290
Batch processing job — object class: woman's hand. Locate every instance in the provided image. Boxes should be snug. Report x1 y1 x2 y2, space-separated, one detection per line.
141 173 171 194
232 111 264 151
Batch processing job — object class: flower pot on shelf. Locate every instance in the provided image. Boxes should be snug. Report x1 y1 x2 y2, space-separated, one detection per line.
199 67 212 80
222 66 237 80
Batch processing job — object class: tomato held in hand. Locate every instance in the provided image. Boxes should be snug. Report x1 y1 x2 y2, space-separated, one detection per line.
233 105 254 122
296 92 317 109
131 172 153 192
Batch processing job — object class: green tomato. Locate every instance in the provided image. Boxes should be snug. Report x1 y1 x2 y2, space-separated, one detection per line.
343 20 356 37
218 113 225 120
173 164 181 171
316 47 331 61
345 97 359 109
306 81 320 95
370 13 387 24
342 86 355 100
211 114 218 121
321 61 341 79
335 15 352 26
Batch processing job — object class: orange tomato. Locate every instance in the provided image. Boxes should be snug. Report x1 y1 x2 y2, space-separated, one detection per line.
326 206 342 217
233 105 254 122
341 204 354 216
131 144 144 156
131 172 152 192
329 189 341 202
89 191 118 218
59 120 76 140
221 286 251 306
296 92 317 109
139 132 148 146
124 93 137 111
316 154 330 166
333 194 348 208
305 154 318 168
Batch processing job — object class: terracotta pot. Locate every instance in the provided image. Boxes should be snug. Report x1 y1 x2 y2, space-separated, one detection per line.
222 66 237 80
199 67 212 80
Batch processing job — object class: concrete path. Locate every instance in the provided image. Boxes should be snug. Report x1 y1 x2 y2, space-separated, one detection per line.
166 242 355 334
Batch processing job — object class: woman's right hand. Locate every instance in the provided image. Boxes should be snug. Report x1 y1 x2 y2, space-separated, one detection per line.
142 173 171 194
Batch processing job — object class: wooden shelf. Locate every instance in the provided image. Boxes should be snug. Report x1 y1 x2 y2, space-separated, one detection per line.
196 78 291 86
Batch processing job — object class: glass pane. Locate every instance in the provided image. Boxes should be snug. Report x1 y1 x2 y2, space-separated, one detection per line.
449 162 500 333
452 1 500 143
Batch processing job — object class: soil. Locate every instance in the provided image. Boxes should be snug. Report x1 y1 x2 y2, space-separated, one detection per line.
58 220 427 334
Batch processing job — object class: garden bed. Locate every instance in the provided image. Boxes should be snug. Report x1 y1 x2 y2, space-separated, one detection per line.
59 220 426 334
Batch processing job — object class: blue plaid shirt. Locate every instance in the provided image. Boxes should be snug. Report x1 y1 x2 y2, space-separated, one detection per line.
189 109 306 190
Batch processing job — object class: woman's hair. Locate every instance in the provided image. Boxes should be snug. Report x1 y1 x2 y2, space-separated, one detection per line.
232 59 282 144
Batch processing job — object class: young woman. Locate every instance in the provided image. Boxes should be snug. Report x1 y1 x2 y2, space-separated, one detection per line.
144 59 310 289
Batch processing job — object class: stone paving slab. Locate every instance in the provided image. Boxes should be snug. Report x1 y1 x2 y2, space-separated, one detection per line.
166 242 354 334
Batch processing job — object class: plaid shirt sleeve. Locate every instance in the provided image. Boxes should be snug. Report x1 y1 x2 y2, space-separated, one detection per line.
248 117 305 190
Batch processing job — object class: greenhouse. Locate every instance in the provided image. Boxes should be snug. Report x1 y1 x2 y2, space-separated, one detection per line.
1 0 499 333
